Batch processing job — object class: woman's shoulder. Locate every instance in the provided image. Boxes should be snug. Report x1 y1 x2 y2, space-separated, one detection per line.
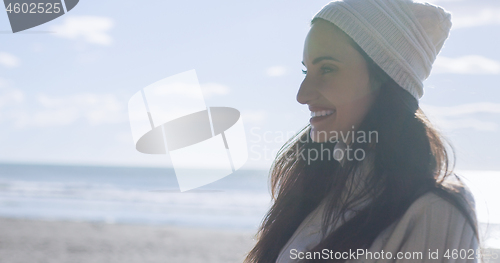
365 184 478 260
404 181 476 222
382 182 478 249
364 185 479 262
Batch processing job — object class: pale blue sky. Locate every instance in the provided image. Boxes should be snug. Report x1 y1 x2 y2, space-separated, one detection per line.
1 0 500 170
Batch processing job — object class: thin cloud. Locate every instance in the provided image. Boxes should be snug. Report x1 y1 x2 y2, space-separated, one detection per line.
0 92 127 128
423 102 500 116
267 66 287 77
452 8 500 29
146 82 229 99
36 93 125 126
422 102 500 132
50 16 114 46
0 77 10 88
241 110 267 124
0 85 25 124
200 83 230 98
433 55 500 75
0 87 24 108
415 0 465 2
434 118 498 131
0 52 20 68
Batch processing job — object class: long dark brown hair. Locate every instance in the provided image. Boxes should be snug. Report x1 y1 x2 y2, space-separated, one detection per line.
244 18 479 263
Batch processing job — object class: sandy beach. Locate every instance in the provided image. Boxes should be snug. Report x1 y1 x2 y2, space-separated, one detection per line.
0 218 257 263
1 217 499 263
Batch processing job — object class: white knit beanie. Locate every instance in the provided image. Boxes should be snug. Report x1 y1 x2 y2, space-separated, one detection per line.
312 0 452 101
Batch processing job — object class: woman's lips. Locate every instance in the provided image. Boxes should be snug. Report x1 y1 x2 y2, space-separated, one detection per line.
310 109 335 117
308 105 336 112
309 110 335 125
308 105 336 125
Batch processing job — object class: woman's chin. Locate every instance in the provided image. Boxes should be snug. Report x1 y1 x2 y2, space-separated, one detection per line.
310 128 332 142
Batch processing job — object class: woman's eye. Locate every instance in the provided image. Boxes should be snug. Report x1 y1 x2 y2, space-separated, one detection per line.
321 66 334 74
301 66 335 75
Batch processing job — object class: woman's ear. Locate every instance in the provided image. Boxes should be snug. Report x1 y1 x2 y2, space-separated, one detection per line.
370 76 384 92
370 70 390 92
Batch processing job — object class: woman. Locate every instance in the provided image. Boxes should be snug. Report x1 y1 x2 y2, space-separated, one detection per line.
245 0 479 262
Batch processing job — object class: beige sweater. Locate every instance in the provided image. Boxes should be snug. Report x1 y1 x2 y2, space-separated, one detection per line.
276 143 479 263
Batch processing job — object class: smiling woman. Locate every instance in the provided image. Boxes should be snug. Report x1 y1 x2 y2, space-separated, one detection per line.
245 0 479 263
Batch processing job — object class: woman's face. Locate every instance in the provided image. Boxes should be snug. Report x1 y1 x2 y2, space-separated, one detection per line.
297 19 379 143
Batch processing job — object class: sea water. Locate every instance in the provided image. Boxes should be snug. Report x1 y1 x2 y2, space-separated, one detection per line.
0 163 498 248
0 163 272 230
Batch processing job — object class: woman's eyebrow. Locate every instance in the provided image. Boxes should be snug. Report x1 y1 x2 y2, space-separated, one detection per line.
302 56 342 66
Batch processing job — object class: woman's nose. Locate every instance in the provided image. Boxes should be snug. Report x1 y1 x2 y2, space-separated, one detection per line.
296 77 316 105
